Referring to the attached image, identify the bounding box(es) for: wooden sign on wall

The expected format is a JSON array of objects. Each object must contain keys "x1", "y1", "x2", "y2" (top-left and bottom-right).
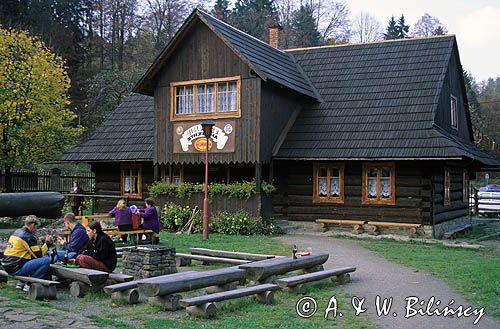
[{"x1": 173, "y1": 120, "x2": 235, "y2": 153}]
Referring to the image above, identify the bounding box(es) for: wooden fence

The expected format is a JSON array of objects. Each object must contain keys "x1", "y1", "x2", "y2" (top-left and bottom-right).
[
  {"x1": 0, "y1": 169, "x2": 95, "y2": 193},
  {"x1": 470, "y1": 188, "x2": 500, "y2": 217}
]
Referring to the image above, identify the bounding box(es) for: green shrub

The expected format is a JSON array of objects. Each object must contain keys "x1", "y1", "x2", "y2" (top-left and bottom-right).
[
  {"x1": 211, "y1": 210, "x2": 281, "y2": 235},
  {"x1": 160, "y1": 203, "x2": 193, "y2": 230},
  {"x1": 148, "y1": 182, "x2": 178, "y2": 196}
]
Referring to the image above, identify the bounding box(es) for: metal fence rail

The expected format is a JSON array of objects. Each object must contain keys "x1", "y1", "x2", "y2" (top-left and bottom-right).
[{"x1": 0, "y1": 169, "x2": 95, "y2": 193}]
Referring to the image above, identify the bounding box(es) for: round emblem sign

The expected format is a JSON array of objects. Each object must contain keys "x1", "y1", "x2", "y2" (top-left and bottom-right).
[
  {"x1": 176, "y1": 126, "x2": 184, "y2": 135},
  {"x1": 224, "y1": 124, "x2": 233, "y2": 134},
  {"x1": 194, "y1": 138, "x2": 213, "y2": 152}
]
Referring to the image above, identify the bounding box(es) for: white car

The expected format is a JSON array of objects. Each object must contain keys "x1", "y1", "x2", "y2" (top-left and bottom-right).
[{"x1": 470, "y1": 184, "x2": 500, "y2": 216}]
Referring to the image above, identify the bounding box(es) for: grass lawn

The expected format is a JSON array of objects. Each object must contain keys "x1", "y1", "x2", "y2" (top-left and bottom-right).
[
  {"x1": 0, "y1": 232, "x2": 375, "y2": 329},
  {"x1": 362, "y1": 238, "x2": 500, "y2": 320}
]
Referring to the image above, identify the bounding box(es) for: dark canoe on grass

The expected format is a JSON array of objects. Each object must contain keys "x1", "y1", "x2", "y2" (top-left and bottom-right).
[
  {"x1": 49, "y1": 264, "x2": 109, "y2": 286},
  {"x1": 239, "y1": 254, "x2": 329, "y2": 281},
  {"x1": 137, "y1": 267, "x2": 246, "y2": 297}
]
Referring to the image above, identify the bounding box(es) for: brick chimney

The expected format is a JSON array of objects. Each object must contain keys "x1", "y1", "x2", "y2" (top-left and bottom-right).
[{"x1": 268, "y1": 24, "x2": 283, "y2": 49}]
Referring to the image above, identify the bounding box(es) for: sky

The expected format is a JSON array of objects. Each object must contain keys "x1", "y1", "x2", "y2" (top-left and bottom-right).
[{"x1": 337, "y1": 0, "x2": 500, "y2": 82}]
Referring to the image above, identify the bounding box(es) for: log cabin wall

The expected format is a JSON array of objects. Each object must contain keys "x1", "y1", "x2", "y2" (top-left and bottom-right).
[
  {"x1": 431, "y1": 162, "x2": 469, "y2": 224},
  {"x1": 154, "y1": 20, "x2": 260, "y2": 165},
  {"x1": 273, "y1": 160, "x2": 432, "y2": 224},
  {"x1": 91, "y1": 162, "x2": 154, "y2": 213}
]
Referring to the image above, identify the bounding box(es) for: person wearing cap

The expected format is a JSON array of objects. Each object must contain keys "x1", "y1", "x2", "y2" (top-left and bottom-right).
[
  {"x1": 1, "y1": 215, "x2": 52, "y2": 291},
  {"x1": 108, "y1": 199, "x2": 132, "y2": 243}
]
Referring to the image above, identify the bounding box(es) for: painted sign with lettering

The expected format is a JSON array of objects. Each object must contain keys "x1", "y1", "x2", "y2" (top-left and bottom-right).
[{"x1": 173, "y1": 120, "x2": 235, "y2": 153}]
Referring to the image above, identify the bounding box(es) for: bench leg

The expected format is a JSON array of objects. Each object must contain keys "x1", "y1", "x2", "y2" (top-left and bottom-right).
[
  {"x1": 148, "y1": 294, "x2": 182, "y2": 311},
  {"x1": 70, "y1": 281, "x2": 88, "y2": 297},
  {"x1": 304, "y1": 265, "x2": 324, "y2": 273},
  {"x1": 290, "y1": 284, "x2": 307, "y2": 295},
  {"x1": 0, "y1": 276, "x2": 7, "y2": 284},
  {"x1": 366, "y1": 225, "x2": 379, "y2": 236},
  {"x1": 205, "y1": 283, "x2": 236, "y2": 294},
  {"x1": 186, "y1": 302, "x2": 217, "y2": 318},
  {"x1": 352, "y1": 224, "x2": 364, "y2": 234},
  {"x1": 176, "y1": 257, "x2": 192, "y2": 267},
  {"x1": 332, "y1": 273, "x2": 351, "y2": 284},
  {"x1": 112, "y1": 288, "x2": 139, "y2": 304},
  {"x1": 29, "y1": 284, "x2": 57, "y2": 300},
  {"x1": 257, "y1": 275, "x2": 276, "y2": 284},
  {"x1": 408, "y1": 227, "x2": 418, "y2": 238},
  {"x1": 256, "y1": 290, "x2": 274, "y2": 304}
]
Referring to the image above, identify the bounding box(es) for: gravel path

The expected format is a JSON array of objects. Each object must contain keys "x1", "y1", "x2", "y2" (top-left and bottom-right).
[{"x1": 277, "y1": 234, "x2": 499, "y2": 329}]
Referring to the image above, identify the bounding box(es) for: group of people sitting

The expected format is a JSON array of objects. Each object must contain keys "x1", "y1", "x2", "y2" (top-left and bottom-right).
[{"x1": 0, "y1": 198, "x2": 160, "y2": 291}]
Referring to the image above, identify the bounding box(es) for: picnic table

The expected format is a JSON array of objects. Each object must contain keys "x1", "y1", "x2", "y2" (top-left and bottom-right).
[
  {"x1": 137, "y1": 267, "x2": 247, "y2": 310},
  {"x1": 238, "y1": 253, "x2": 329, "y2": 282},
  {"x1": 49, "y1": 264, "x2": 109, "y2": 297},
  {"x1": 76, "y1": 214, "x2": 113, "y2": 227}
]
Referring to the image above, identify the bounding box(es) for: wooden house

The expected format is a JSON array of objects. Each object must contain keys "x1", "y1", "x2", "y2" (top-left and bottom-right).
[{"x1": 60, "y1": 9, "x2": 499, "y2": 235}]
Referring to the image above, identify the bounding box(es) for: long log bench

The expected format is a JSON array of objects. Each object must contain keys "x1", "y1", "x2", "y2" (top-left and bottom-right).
[
  {"x1": 190, "y1": 248, "x2": 280, "y2": 261},
  {"x1": 366, "y1": 221, "x2": 422, "y2": 237},
  {"x1": 179, "y1": 283, "x2": 280, "y2": 318},
  {"x1": 0, "y1": 269, "x2": 59, "y2": 300},
  {"x1": 276, "y1": 267, "x2": 356, "y2": 294},
  {"x1": 239, "y1": 254, "x2": 329, "y2": 283},
  {"x1": 316, "y1": 219, "x2": 367, "y2": 234},
  {"x1": 176, "y1": 253, "x2": 251, "y2": 266}
]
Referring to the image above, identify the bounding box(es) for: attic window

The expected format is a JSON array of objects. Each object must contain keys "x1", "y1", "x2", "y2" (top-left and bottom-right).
[
  {"x1": 171, "y1": 76, "x2": 241, "y2": 121},
  {"x1": 451, "y1": 95, "x2": 458, "y2": 129},
  {"x1": 362, "y1": 163, "x2": 395, "y2": 205}
]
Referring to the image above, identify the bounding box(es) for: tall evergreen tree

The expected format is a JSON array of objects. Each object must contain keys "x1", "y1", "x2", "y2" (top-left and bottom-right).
[
  {"x1": 213, "y1": 0, "x2": 230, "y2": 22},
  {"x1": 289, "y1": 3, "x2": 322, "y2": 48},
  {"x1": 230, "y1": 0, "x2": 279, "y2": 42},
  {"x1": 384, "y1": 16, "x2": 399, "y2": 39},
  {"x1": 396, "y1": 15, "x2": 410, "y2": 38}
]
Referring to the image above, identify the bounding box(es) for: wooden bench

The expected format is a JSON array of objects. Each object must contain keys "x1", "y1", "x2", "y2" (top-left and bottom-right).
[
  {"x1": 179, "y1": 283, "x2": 280, "y2": 318},
  {"x1": 0, "y1": 269, "x2": 59, "y2": 300},
  {"x1": 276, "y1": 267, "x2": 356, "y2": 294},
  {"x1": 316, "y1": 219, "x2": 367, "y2": 234},
  {"x1": 49, "y1": 264, "x2": 109, "y2": 297},
  {"x1": 105, "y1": 229, "x2": 155, "y2": 245},
  {"x1": 137, "y1": 267, "x2": 247, "y2": 310},
  {"x1": 76, "y1": 214, "x2": 113, "y2": 227},
  {"x1": 366, "y1": 221, "x2": 422, "y2": 237},
  {"x1": 239, "y1": 254, "x2": 329, "y2": 283},
  {"x1": 190, "y1": 248, "x2": 280, "y2": 261},
  {"x1": 176, "y1": 253, "x2": 251, "y2": 266}
]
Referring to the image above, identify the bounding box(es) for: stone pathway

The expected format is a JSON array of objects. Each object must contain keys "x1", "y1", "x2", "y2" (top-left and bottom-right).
[
  {"x1": 277, "y1": 234, "x2": 500, "y2": 329},
  {"x1": 0, "y1": 296, "x2": 114, "y2": 329}
]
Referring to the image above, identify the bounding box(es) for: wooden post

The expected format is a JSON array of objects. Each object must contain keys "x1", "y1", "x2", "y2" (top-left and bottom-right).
[
  {"x1": 29, "y1": 284, "x2": 57, "y2": 300},
  {"x1": 473, "y1": 188, "x2": 479, "y2": 215},
  {"x1": 50, "y1": 168, "x2": 61, "y2": 192},
  {"x1": 255, "y1": 162, "x2": 262, "y2": 192},
  {"x1": 154, "y1": 164, "x2": 160, "y2": 182}
]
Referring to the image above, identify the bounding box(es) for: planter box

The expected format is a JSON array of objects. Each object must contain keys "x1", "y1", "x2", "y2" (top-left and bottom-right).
[{"x1": 157, "y1": 192, "x2": 273, "y2": 220}]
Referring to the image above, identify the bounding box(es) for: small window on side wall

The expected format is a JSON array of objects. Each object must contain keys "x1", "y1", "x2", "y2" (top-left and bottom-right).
[
  {"x1": 451, "y1": 95, "x2": 458, "y2": 130},
  {"x1": 160, "y1": 164, "x2": 183, "y2": 186},
  {"x1": 313, "y1": 163, "x2": 344, "y2": 203},
  {"x1": 121, "y1": 164, "x2": 142, "y2": 198},
  {"x1": 444, "y1": 167, "x2": 451, "y2": 205},
  {"x1": 362, "y1": 163, "x2": 395, "y2": 205},
  {"x1": 463, "y1": 169, "x2": 469, "y2": 203}
]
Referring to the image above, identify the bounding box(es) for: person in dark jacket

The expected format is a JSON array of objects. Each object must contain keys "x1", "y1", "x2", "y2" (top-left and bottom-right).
[
  {"x1": 138, "y1": 198, "x2": 160, "y2": 244},
  {"x1": 1, "y1": 216, "x2": 52, "y2": 284},
  {"x1": 108, "y1": 199, "x2": 132, "y2": 243},
  {"x1": 68, "y1": 180, "x2": 84, "y2": 216},
  {"x1": 55, "y1": 213, "x2": 89, "y2": 262},
  {"x1": 76, "y1": 222, "x2": 116, "y2": 272}
]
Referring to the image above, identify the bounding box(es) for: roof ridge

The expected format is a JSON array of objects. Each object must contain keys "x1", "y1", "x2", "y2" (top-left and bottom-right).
[
  {"x1": 196, "y1": 9, "x2": 287, "y2": 55},
  {"x1": 285, "y1": 35, "x2": 455, "y2": 52}
]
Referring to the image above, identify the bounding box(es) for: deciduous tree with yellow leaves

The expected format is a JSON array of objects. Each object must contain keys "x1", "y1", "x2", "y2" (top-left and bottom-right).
[{"x1": 0, "y1": 27, "x2": 84, "y2": 191}]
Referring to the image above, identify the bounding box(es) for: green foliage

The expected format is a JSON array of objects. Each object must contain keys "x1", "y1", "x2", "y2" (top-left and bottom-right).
[
  {"x1": 211, "y1": 210, "x2": 281, "y2": 235},
  {"x1": 148, "y1": 180, "x2": 276, "y2": 199},
  {"x1": 0, "y1": 28, "x2": 84, "y2": 170},
  {"x1": 160, "y1": 202, "x2": 197, "y2": 230},
  {"x1": 231, "y1": 0, "x2": 279, "y2": 42},
  {"x1": 289, "y1": 3, "x2": 322, "y2": 48}
]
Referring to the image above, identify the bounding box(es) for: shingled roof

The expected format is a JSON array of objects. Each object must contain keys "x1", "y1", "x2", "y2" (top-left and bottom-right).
[
  {"x1": 275, "y1": 36, "x2": 499, "y2": 166},
  {"x1": 134, "y1": 9, "x2": 319, "y2": 100},
  {"x1": 58, "y1": 93, "x2": 153, "y2": 162}
]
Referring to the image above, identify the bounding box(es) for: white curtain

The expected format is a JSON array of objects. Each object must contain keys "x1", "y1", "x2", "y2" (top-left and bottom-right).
[
  {"x1": 185, "y1": 87, "x2": 193, "y2": 114},
  {"x1": 218, "y1": 83, "x2": 227, "y2": 112},
  {"x1": 381, "y1": 179, "x2": 390, "y2": 198},
  {"x1": 124, "y1": 175, "x2": 130, "y2": 193},
  {"x1": 228, "y1": 82, "x2": 237, "y2": 112},
  {"x1": 206, "y1": 84, "x2": 215, "y2": 113},
  {"x1": 330, "y1": 178, "x2": 339, "y2": 197},
  {"x1": 176, "y1": 88, "x2": 184, "y2": 114},
  {"x1": 368, "y1": 178, "x2": 377, "y2": 198},
  {"x1": 318, "y1": 178, "x2": 327, "y2": 197},
  {"x1": 197, "y1": 85, "x2": 206, "y2": 112}
]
